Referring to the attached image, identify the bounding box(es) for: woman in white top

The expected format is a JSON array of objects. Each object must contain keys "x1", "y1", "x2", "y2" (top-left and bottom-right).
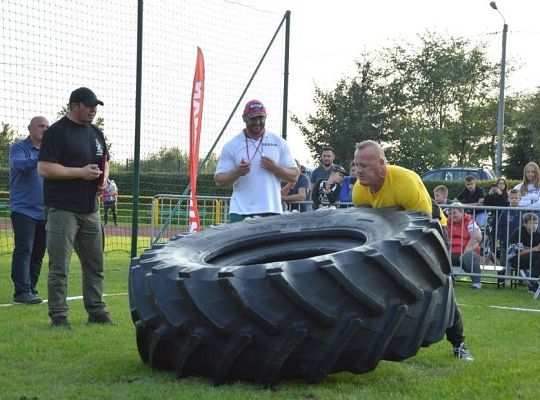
[{"x1": 514, "y1": 161, "x2": 540, "y2": 208}]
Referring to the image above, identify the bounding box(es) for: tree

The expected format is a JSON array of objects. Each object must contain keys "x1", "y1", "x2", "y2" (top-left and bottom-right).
[
  {"x1": 503, "y1": 90, "x2": 540, "y2": 178},
  {"x1": 293, "y1": 33, "x2": 502, "y2": 173},
  {"x1": 0, "y1": 122, "x2": 22, "y2": 165}
]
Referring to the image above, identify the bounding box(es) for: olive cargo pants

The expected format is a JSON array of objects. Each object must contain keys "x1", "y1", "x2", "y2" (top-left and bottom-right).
[{"x1": 45, "y1": 207, "x2": 107, "y2": 319}]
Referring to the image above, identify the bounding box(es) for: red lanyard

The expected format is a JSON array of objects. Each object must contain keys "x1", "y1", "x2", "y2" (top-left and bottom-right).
[{"x1": 244, "y1": 132, "x2": 264, "y2": 163}]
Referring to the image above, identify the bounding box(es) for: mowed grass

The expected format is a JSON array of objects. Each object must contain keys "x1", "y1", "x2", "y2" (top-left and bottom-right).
[{"x1": 0, "y1": 252, "x2": 539, "y2": 399}]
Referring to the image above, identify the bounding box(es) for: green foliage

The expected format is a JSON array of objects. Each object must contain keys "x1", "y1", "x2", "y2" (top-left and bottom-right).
[
  {"x1": 504, "y1": 90, "x2": 540, "y2": 178},
  {"x1": 294, "y1": 32, "x2": 503, "y2": 171},
  {"x1": 0, "y1": 122, "x2": 23, "y2": 166}
]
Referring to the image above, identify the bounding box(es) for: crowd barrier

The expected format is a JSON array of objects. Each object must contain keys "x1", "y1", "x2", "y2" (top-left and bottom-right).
[{"x1": 1, "y1": 193, "x2": 539, "y2": 295}]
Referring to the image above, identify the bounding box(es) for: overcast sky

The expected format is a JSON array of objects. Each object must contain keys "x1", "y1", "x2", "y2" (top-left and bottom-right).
[{"x1": 257, "y1": 0, "x2": 540, "y2": 164}]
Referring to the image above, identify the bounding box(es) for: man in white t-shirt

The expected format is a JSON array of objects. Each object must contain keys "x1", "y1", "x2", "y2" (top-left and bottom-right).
[{"x1": 214, "y1": 99, "x2": 299, "y2": 222}]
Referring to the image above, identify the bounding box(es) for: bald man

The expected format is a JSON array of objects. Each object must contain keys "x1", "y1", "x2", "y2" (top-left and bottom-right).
[
  {"x1": 351, "y1": 140, "x2": 473, "y2": 361},
  {"x1": 9, "y1": 116, "x2": 49, "y2": 304}
]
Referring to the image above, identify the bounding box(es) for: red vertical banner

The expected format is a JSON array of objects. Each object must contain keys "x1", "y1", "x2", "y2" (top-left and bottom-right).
[{"x1": 188, "y1": 47, "x2": 204, "y2": 232}]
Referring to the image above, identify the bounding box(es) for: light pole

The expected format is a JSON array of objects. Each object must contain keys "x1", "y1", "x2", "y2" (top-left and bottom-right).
[{"x1": 490, "y1": 1, "x2": 507, "y2": 177}]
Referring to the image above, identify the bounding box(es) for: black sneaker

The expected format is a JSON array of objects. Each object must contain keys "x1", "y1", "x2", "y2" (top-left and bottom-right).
[
  {"x1": 528, "y1": 282, "x2": 539, "y2": 295},
  {"x1": 51, "y1": 317, "x2": 74, "y2": 329},
  {"x1": 87, "y1": 312, "x2": 116, "y2": 325},
  {"x1": 13, "y1": 292, "x2": 43, "y2": 305},
  {"x1": 453, "y1": 342, "x2": 474, "y2": 361}
]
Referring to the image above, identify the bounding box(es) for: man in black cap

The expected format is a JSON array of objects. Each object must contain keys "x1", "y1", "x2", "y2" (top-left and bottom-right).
[{"x1": 38, "y1": 87, "x2": 114, "y2": 328}]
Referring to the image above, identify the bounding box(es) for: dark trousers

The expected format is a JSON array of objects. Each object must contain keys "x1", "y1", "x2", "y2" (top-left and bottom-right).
[
  {"x1": 446, "y1": 305, "x2": 465, "y2": 347},
  {"x1": 103, "y1": 202, "x2": 117, "y2": 224},
  {"x1": 10, "y1": 211, "x2": 46, "y2": 296}
]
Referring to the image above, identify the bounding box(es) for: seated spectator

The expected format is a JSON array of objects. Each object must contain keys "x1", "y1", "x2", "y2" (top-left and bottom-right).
[
  {"x1": 507, "y1": 212, "x2": 540, "y2": 295},
  {"x1": 281, "y1": 160, "x2": 310, "y2": 211},
  {"x1": 434, "y1": 184, "x2": 451, "y2": 206},
  {"x1": 338, "y1": 162, "x2": 357, "y2": 204},
  {"x1": 455, "y1": 176, "x2": 486, "y2": 227},
  {"x1": 514, "y1": 162, "x2": 540, "y2": 208},
  {"x1": 497, "y1": 189, "x2": 522, "y2": 259},
  {"x1": 312, "y1": 165, "x2": 345, "y2": 209},
  {"x1": 448, "y1": 203, "x2": 483, "y2": 289},
  {"x1": 484, "y1": 177, "x2": 509, "y2": 207}
]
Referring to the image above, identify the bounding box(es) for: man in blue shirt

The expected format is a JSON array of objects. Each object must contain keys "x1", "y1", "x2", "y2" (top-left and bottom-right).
[{"x1": 9, "y1": 116, "x2": 49, "y2": 304}]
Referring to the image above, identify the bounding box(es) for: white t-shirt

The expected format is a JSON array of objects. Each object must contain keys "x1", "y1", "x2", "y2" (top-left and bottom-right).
[
  {"x1": 215, "y1": 130, "x2": 296, "y2": 215},
  {"x1": 514, "y1": 183, "x2": 540, "y2": 208}
]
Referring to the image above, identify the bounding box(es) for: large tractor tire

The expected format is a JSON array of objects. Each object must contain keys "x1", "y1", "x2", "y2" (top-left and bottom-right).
[{"x1": 129, "y1": 207, "x2": 455, "y2": 386}]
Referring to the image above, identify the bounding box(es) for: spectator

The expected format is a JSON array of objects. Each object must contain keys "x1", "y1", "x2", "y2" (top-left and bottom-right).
[
  {"x1": 312, "y1": 165, "x2": 345, "y2": 209},
  {"x1": 515, "y1": 162, "x2": 540, "y2": 208},
  {"x1": 433, "y1": 185, "x2": 451, "y2": 206},
  {"x1": 352, "y1": 140, "x2": 473, "y2": 361},
  {"x1": 9, "y1": 116, "x2": 49, "y2": 304},
  {"x1": 310, "y1": 146, "x2": 336, "y2": 191},
  {"x1": 455, "y1": 176, "x2": 486, "y2": 227},
  {"x1": 214, "y1": 99, "x2": 298, "y2": 222},
  {"x1": 447, "y1": 204, "x2": 483, "y2": 290},
  {"x1": 507, "y1": 212, "x2": 540, "y2": 296},
  {"x1": 338, "y1": 161, "x2": 357, "y2": 204},
  {"x1": 281, "y1": 160, "x2": 310, "y2": 211},
  {"x1": 497, "y1": 189, "x2": 522, "y2": 253},
  {"x1": 484, "y1": 177, "x2": 509, "y2": 207},
  {"x1": 38, "y1": 87, "x2": 114, "y2": 328},
  {"x1": 101, "y1": 179, "x2": 118, "y2": 226}
]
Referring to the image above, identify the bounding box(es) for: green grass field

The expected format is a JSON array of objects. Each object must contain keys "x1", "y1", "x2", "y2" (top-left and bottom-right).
[{"x1": 0, "y1": 252, "x2": 539, "y2": 399}]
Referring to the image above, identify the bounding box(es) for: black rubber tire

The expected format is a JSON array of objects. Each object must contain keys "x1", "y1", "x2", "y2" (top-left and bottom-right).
[{"x1": 129, "y1": 207, "x2": 455, "y2": 385}]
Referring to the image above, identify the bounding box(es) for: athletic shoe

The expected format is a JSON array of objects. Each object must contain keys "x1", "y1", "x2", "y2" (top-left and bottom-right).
[
  {"x1": 51, "y1": 317, "x2": 74, "y2": 329},
  {"x1": 471, "y1": 283, "x2": 482, "y2": 290},
  {"x1": 533, "y1": 285, "x2": 540, "y2": 300},
  {"x1": 528, "y1": 282, "x2": 539, "y2": 295},
  {"x1": 453, "y1": 342, "x2": 474, "y2": 361},
  {"x1": 13, "y1": 292, "x2": 43, "y2": 305},
  {"x1": 87, "y1": 312, "x2": 116, "y2": 325}
]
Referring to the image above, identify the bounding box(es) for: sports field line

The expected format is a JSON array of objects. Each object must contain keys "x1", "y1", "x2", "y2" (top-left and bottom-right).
[
  {"x1": 0, "y1": 292, "x2": 128, "y2": 308},
  {"x1": 458, "y1": 303, "x2": 540, "y2": 313}
]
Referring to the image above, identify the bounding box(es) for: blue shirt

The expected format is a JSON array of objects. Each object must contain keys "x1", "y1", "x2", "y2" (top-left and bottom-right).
[
  {"x1": 9, "y1": 137, "x2": 45, "y2": 220},
  {"x1": 339, "y1": 176, "x2": 356, "y2": 202}
]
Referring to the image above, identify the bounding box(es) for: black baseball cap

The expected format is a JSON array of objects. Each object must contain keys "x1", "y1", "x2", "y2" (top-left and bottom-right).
[
  {"x1": 69, "y1": 87, "x2": 104, "y2": 107},
  {"x1": 331, "y1": 165, "x2": 346, "y2": 175}
]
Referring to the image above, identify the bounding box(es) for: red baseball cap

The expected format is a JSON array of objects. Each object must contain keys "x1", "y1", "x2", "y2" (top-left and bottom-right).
[{"x1": 243, "y1": 99, "x2": 267, "y2": 118}]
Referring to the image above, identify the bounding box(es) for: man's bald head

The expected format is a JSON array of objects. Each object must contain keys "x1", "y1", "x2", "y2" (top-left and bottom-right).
[
  {"x1": 28, "y1": 116, "x2": 49, "y2": 147},
  {"x1": 353, "y1": 140, "x2": 387, "y2": 191}
]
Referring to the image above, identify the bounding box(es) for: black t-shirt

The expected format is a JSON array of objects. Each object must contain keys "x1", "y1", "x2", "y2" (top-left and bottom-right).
[
  {"x1": 457, "y1": 186, "x2": 485, "y2": 203},
  {"x1": 39, "y1": 117, "x2": 108, "y2": 213}
]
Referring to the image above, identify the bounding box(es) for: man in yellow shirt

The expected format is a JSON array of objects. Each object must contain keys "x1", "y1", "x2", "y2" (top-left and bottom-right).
[{"x1": 352, "y1": 140, "x2": 472, "y2": 361}]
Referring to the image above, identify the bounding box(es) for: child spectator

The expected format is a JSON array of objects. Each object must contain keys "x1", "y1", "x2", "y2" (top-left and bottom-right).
[
  {"x1": 312, "y1": 165, "x2": 345, "y2": 209},
  {"x1": 101, "y1": 179, "x2": 118, "y2": 226},
  {"x1": 434, "y1": 185, "x2": 451, "y2": 206},
  {"x1": 338, "y1": 162, "x2": 357, "y2": 204},
  {"x1": 447, "y1": 203, "x2": 483, "y2": 290},
  {"x1": 507, "y1": 212, "x2": 540, "y2": 296},
  {"x1": 497, "y1": 189, "x2": 522, "y2": 259},
  {"x1": 515, "y1": 162, "x2": 540, "y2": 207}
]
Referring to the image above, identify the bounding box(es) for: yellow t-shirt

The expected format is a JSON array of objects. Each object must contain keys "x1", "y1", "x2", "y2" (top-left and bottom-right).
[{"x1": 352, "y1": 165, "x2": 433, "y2": 217}]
